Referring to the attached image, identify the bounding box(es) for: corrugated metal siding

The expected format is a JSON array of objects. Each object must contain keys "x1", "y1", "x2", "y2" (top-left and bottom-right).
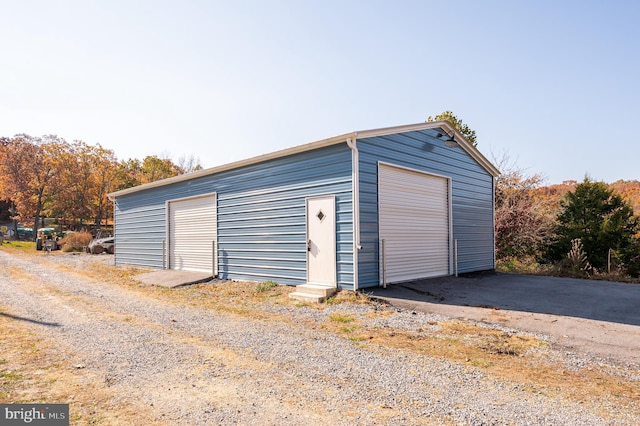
[
  {"x1": 357, "y1": 129, "x2": 495, "y2": 288},
  {"x1": 114, "y1": 144, "x2": 355, "y2": 289},
  {"x1": 113, "y1": 193, "x2": 167, "y2": 269}
]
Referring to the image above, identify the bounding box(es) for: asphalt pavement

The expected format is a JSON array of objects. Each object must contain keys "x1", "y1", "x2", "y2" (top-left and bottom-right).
[{"x1": 367, "y1": 273, "x2": 640, "y2": 365}]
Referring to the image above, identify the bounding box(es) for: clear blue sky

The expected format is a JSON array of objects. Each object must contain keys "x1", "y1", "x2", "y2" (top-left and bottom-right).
[{"x1": 1, "y1": 1, "x2": 638, "y2": 184}]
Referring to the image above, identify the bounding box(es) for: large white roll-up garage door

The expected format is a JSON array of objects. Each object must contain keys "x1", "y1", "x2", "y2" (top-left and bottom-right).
[
  {"x1": 168, "y1": 194, "x2": 217, "y2": 273},
  {"x1": 378, "y1": 164, "x2": 450, "y2": 283}
]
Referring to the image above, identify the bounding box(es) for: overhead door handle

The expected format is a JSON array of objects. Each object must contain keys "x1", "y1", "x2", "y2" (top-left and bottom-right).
[{"x1": 307, "y1": 239, "x2": 311, "y2": 252}]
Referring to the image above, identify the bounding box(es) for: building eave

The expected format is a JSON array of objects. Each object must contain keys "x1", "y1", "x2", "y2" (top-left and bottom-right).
[
  {"x1": 108, "y1": 132, "x2": 356, "y2": 199},
  {"x1": 108, "y1": 121, "x2": 499, "y2": 200}
]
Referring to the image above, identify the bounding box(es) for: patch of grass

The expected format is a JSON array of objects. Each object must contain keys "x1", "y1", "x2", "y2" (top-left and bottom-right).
[
  {"x1": 439, "y1": 321, "x2": 547, "y2": 356},
  {"x1": 255, "y1": 280, "x2": 279, "y2": 293},
  {"x1": 0, "y1": 241, "x2": 36, "y2": 253},
  {"x1": 480, "y1": 336, "x2": 522, "y2": 356},
  {"x1": 328, "y1": 312, "x2": 355, "y2": 323},
  {"x1": 1, "y1": 370, "x2": 22, "y2": 381},
  {"x1": 326, "y1": 290, "x2": 371, "y2": 305},
  {"x1": 496, "y1": 256, "x2": 554, "y2": 275},
  {"x1": 497, "y1": 256, "x2": 640, "y2": 284}
]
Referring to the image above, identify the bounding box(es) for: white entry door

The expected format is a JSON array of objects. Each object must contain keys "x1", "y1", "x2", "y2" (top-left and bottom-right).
[{"x1": 306, "y1": 196, "x2": 336, "y2": 287}]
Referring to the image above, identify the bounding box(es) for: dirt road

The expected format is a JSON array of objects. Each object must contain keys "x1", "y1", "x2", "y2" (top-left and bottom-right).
[{"x1": 1, "y1": 249, "x2": 638, "y2": 425}]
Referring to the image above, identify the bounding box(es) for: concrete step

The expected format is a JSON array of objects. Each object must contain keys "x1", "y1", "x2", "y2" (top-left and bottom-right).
[
  {"x1": 288, "y1": 292, "x2": 327, "y2": 303},
  {"x1": 296, "y1": 284, "x2": 337, "y2": 297},
  {"x1": 288, "y1": 284, "x2": 337, "y2": 303}
]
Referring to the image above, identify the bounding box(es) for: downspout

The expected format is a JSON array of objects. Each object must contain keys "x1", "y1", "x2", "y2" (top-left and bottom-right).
[
  {"x1": 346, "y1": 136, "x2": 361, "y2": 291},
  {"x1": 109, "y1": 195, "x2": 116, "y2": 264}
]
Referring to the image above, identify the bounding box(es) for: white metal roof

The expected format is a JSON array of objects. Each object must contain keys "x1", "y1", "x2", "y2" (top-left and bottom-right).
[{"x1": 108, "y1": 121, "x2": 499, "y2": 199}]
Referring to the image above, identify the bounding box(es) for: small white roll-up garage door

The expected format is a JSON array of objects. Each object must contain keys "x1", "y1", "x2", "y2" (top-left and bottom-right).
[
  {"x1": 168, "y1": 194, "x2": 217, "y2": 273},
  {"x1": 379, "y1": 163, "x2": 450, "y2": 283}
]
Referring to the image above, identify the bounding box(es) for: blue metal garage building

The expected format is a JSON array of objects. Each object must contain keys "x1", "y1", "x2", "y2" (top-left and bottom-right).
[{"x1": 108, "y1": 122, "x2": 499, "y2": 291}]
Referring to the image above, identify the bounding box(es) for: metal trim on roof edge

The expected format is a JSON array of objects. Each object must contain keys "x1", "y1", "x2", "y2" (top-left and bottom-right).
[{"x1": 108, "y1": 121, "x2": 499, "y2": 199}]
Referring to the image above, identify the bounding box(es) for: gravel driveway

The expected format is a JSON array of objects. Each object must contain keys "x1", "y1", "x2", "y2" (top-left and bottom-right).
[{"x1": 0, "y1": 250, "x2": 638, "y2": 425}]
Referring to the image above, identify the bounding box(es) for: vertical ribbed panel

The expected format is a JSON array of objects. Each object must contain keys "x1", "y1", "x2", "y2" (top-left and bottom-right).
[
  {"x1": 357, "y1": 129, "x2": 495, "y2": 288},
  {"x1": 378, "y1": 164, "x2": 450, "y2": 283},
  {"x1": 113, "y1": 195, "x2": 167, "y2": 269},
  {"x1": 114, "y1": 128, "x2": 495, "y2": 291},
  {"x1": 114, "y1": 144, "x2": 355, "y2": 289},
  {"x1": 168, "y1": 194, "x2": 216, "y2": 273}
]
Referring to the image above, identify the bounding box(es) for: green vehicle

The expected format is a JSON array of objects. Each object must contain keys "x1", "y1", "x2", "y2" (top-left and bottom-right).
[{"x1": 16, "y1": 227, "x2": 34, "y2": 240}]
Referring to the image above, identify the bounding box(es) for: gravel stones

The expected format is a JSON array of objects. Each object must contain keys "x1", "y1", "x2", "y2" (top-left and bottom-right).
[{"x1": 0, "y1": 251, "x2": 637, "y2": 425}]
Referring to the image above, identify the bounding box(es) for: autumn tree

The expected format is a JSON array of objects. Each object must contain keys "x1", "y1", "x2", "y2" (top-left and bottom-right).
[
  {"x1": 112, "y1": 153, "x2": 199, "y2": 193},
  {"x1": 0, "y1": 139, "x2": 17, "y2": 231},
  {"x1": 115, "y1": 158, "x2": 143, "y2": 191},
  {"x1": 609, "y1": 180, "x2": 640, "y2": 215},
  {"x1": 0, "y1": 138, "x2": 14, "y2": 223},
  {"x1": 49, "y1": 139, "x2": 88, "y2": 225},
  {"x1": 53, "y1": 141, "x2": 119, "y2": 229},
  {"x1": 427, "y1": 110, "x2": 478, "y2": 147},
  {"x1": 140, "y1": 155, "x2": 182, "y2": 183},
  {"x1": 0, "y1": 135, "x2": 63, "y2": 238},
  {"x1": 1, "y1": 133, "x2": 199, "y2": 234},
  {"x1": 176, "y1": 154, "x2": 203, "y2": 174},
  {"x1": 493, "y1": 152, "x2": 554, "y2": 261},
  {"x1": 91, "y1": 144, "x2": 118, "y2": 228},
  {"x1": 545, "y1": 177, "x2": 640, "y2": 272}
]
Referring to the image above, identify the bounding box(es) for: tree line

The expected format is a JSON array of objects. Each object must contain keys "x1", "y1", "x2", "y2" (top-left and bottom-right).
[
  {"x1": 0, "y1": 134, "x2": 201, "y2": 236},
  {"x1": 3, "y1": 116, "x2": 640, "y2": 281},
  {"x1": 494, "y1": 158, "x2": 640, "y2": 280},
  {"x1": 431, "y1": 111, "x2": 640, "y2": 280}
]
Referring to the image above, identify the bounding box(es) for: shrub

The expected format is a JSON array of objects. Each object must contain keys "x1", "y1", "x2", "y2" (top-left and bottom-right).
[
  {"x1": 565, "y1": 238, "x2": 592, "y2": 278},
  {"x1": 546, "y1": 178, "x2": 639, "y2": 271},
  {"x1": 496, "y1": 256, "x2": 545, "y2": 274},
  {"x1": 59, "y1": 232, "x2": 93, "y2": 252}
]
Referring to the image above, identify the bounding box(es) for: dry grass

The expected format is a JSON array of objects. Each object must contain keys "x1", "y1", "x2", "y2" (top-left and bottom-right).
[
  {"x1": 3, "y1": 251, "x2": 640, "y2": 422},
  {"x1": 59, "y1": 232, "x2": 93, "y2": 252},
  {"x1": 0, "y1": 305, "x2": 163, "y2": 425},
  {"x1": 46, "y1": 258, "x2": 640, "y2": 404},
  {"x1": 339, "y1": 320, "x2": 640, "y2": 415},
  {"x1": 497, "y1": 256, "x2": 640, "y2": 284},
  {"x1": 327, "y1": 290, "x2": 372, "y2": 305}
]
